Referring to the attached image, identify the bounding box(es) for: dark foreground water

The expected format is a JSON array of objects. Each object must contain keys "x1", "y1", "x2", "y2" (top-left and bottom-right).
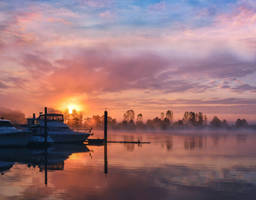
[{"x1": 0, "y1": 130, "x2": 256, "y2": 200}]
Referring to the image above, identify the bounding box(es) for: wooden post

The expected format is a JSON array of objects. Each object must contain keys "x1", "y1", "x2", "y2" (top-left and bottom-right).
[
  {"x1": 104, "y1": 110, "x2": 108, "y2": 174},
  {"x1": 44, "y1": 107, "x2": 48, "y2": 145},
  {"x1": 44, "y1": 107, "x2": 48, "y2": 185},
  {"x1": 104, "y1": 110, "x2": 108, "y2": 143},
  {"x1": 104, "y1": 141, "x2": 108, "y2": 174},
  {"x1": 33, "y1": 113, "x2": 35, "y2": 125},
  {"x1": 44, "y1": 146, "x2": 48, "y2": 186}
]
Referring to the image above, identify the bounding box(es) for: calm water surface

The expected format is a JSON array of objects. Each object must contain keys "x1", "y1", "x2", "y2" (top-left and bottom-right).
[{"x1": 0, "y1": 131, "x2": 256, "y2": 200}]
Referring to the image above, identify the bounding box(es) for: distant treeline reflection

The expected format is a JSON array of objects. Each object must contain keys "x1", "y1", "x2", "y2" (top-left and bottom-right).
[{"x1": 63, "y1": 109, "x2": 254, "y2": 130}]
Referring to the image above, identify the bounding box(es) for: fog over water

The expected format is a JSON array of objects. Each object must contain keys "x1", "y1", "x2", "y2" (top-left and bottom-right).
[{"x1": 0, "y1": 131, "x2": 256, "y2": 200}]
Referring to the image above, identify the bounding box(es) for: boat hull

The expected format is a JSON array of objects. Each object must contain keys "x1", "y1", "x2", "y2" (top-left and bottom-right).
[
  {"x1": 47, "y1": 132, "x2": 90, "y2": 144},
  {"x1": 31, "y1": 132, "x2": 90, "y2": 144},
  {"x1": 0, "y1": 132, "x2": 31, "y2": 147}
]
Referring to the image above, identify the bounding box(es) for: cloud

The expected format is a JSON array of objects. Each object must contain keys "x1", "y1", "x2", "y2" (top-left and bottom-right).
[
  {"x1": 169, "y1": 53, "x2": 256, "y2": 79},
  {"x1": 232, "y1": 84, "x2": 256, "y2": 92},
  {"x1": 37, "y1": 47, "x2": 218, "y2": 97},
  {"x1": 0, "y1": 0, "x2": 255, "y2": 121},
  {"x1": 45, "y1": 48, "x2": 169, "y2": 94},
  {"x1": 0, "y1": 81, "x2": 8, "y2": 89},
  {"x1": 0, "y1": 107, "x2": 26, "y2": 123},
  {"x1": 21, "y1": 53, "x2": 55, "y2": 77}
]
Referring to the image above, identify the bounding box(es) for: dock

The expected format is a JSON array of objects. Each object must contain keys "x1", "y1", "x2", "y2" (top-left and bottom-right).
[{"x1": 86, "y1": 139, "x2": 150, "y2": 145}]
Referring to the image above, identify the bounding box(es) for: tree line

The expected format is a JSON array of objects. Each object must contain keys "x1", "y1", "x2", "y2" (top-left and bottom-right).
[{"x1": 64, "y1": 109, "x2": 253, "y2": 130}]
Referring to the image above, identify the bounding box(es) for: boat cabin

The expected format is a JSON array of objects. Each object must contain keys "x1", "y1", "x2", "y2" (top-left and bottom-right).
[
  {"x1": 27, "y1": 114, "x2": 64, "y2": 128},
  {"x1": 38, "y1": 114, "x2": 64, "y2": 122},
  {"x1": 0, "y1": 120, "x2": 13, "y2": 127}
]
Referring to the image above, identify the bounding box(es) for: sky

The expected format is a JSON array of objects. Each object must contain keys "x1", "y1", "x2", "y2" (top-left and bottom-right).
[{"x1": 0, "y1": 0, "x2": 256, "y2": 122}]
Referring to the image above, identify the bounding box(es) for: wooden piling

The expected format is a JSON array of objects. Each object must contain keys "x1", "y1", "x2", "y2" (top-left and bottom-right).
[
  {"x1": 44, "y1": 146, "x2": 48, "y2": 186},
  {"x1": 104, "y1": 110, "x2": 108, "y2": 143},
  {"x1": 104, "y1": 110, "x2": 108, "y2": 174},
  {"x1": 104, "y1": 141, "x2": 108, "y2": 174},
  {"x1": 44, "y1": 107, "x2": 48, "y2": 145},
  {"x1": 33, "y1": 113, "x2": 35, "y2": 125}
]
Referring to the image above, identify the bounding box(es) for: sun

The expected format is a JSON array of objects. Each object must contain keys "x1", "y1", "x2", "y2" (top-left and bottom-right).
[
  {"x1": 58, "y1": 97, "x2": 85, "y2": 114},
  {"x1": 67, "y1": 104, "x2": 80, "y2": 114}
]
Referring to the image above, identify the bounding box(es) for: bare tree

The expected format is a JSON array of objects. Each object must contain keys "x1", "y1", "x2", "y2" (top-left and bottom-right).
[{"x1": 166, "y1": 110, "x2": 173, "y2": 122}]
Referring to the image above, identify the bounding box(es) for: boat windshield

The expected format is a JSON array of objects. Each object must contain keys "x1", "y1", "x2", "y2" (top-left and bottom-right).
[
  {"x1": 38, "y1": 114, "x2": 64, "y2": 122},
  {"x1": 0, "y1": 121, "x2": 13, "y2": 127}
]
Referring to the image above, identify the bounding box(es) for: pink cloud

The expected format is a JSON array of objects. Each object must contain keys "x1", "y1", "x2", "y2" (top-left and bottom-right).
[
  {"x1": 76, "y1": 0, "x2": 113, "y2": 8},
  {"x1": 217, "y1": 6, "x2": 256, "y2": 28},
  {"x1": 0, "y1": 2, "x2": 255, "y2": 121}
]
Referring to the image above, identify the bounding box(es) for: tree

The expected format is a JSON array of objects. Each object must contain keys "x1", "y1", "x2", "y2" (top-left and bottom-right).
[
  {"x1": 122, "y1": 110, "x2": 136, "y2": 129},
  {"x1": 203, "y1": 115, "x2": 208, "y2": 126},
  {"x1": 188, "y1": 112, "x2": 196, "y2": 125},
  {"x1": 160, "y1": 112, "x2": 165, "y2": 120},
  {"x1": 123, "y1": 110, "x2": 135, "y2": 122},
  {"x1": 166, "y1": 110, "x2": 173, "y2": 123},
  {"x1": 137, "y1": 113, "x2": 143, "y2": 122},
  {"x1": 136, "y1": 113, "x2": 144, "y2": 129},
  {"x1": 183, "y1": 112, "x2": 189, "y2": 125},
  {"x1": 235, "y1": 119, "x2": 248, "y2": 128},
  {"x1": 222, "y1": 119, "x2": 229, "y2": 128},
  {"x1": 196, "y1": 112, "x2": 204, "y2": 126},
  {"x1": 210, "y1": 116, "x2": 222, "y2": 128}
]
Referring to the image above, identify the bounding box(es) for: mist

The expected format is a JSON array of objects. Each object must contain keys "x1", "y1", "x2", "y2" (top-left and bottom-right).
[{"x1": 0, "y1": 107, "x2": 26, "y2": 124}]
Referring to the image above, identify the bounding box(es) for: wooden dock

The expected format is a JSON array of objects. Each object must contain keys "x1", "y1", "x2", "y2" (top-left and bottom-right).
[{"x1": 86, "y1": 139, "x2": 150, "y2": 145}]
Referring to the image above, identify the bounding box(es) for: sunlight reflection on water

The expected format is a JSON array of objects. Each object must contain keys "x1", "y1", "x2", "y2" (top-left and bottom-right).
[{"x1": 0, "y1": 130, "x2": 256, "y2": 200}]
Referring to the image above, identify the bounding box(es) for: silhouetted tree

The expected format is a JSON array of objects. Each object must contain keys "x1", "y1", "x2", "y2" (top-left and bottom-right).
[
  {"x1": 136, "y1": 113, "x2": 144, "y2": 129},
  {"x1": 160, "y1": 112, "x2": 165, "y2": 120},
  {"x1": 123, "y1": 110, "x2": 135, "y2": 122},
  {"x1": 122, "y1": 110, "x2": 136, "y2": 129},
  {"x1": 137, "y1": 113, "x2": 143, "y2": 122},
  {"x1": 203, "y1": 115, "x2": 208, "y2": 126},
  {"x1": 166, "y1": 110, "x2": 173, "y2": 123},
  {"x1": 173, "y1": 120, "x2": 184, "y2": 128},
  {"x1": 222, "y1": 119, "x2": 229, "y2": 128},
  {"x1": 235, "y1": 119, "x2": 248, "y2": 128},
  {"x1": 210, "y1": 116, "x2": 222, "y2": 128},
  {"x1": 196, "y1": 112, "x2": 204, "y2": 126},
  {"x1": 73, "y1": 109, "x2": 250, "y2": 130},
  {"x1": 183, "y1": 112, "x2": 189, "y2": 125}
]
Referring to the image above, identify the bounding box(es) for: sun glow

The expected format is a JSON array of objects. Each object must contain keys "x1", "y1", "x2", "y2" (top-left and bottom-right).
[
  {"x1": 58, "y1": 96, "x2": 86, "y2": 114},
  {"x1": 67, "y1": 104, "x2": 80, "y2": 114}
]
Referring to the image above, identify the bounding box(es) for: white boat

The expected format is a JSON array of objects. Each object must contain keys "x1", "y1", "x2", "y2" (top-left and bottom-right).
[
  {"x1": 0, "y1": 119, "x2": 31, "y2": 147},
  {"x1": 30, "y1": 113, "x2": 91, "y2": 144},
  {"x1": 0, "y1": 161, "x2": 14, "y2": 175}
]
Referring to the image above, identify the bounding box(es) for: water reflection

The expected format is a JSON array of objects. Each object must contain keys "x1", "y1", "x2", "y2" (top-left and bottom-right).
[
  {"x1": 123, "y1": 136, "x2": 135, "y2": 152},
  {"x1": 1, "y1": 132, "x2": 256, "y2": 200},
  {"x1": 236, "y1": 134, "x2": 247, "y2": 144},
  {"x1": 0, "y1": 144, "x2": 90, "y2": 186},
  {"x1": 122, "y1": 135, "x2": 143, "y2": 152},
  {"x1": 104, "y1": 142, "x2": 108, "y2": 174},
  {"x1": 184, "y1": 136, "x2": 206, "y2": 150}
]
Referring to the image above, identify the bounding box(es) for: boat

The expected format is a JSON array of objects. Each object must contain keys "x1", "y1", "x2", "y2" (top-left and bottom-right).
[
  {"x1": 0, "y1": 161, "x2": 14, "y2": 175},
  {"x1": 0, "y1": 119, "x2": 31, "y2": 147},
  {"x1": 29, "y1": 113, "x2": 92, "y2": 144}
]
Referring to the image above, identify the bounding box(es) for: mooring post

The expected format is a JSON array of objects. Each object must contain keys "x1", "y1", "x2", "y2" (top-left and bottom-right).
[
  {"x1": 104, "y1": 110, "x2": 108, "y2": 143},
  {"x1": 104, "y1": 110, "x2": 108, "y2": 174},
  {"x1": 33, "y1": 113, "x2": 36, "y2": 125},
  {"x1": 104, "y1": 141, "x2": 108, "y2": 174},
  {"x1": 44, "y1": 146, "x2": 48, "y2": 186},
  {"x1": 44, "y1": 107, "x2": 48, "y2": 145},
  {"x1": 44, "y1": 107, "x2": 48, "y2": 185}
]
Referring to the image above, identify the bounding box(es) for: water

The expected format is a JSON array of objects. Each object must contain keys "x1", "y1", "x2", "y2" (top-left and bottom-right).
[{"x1": 0, "y1": 131, "x2": 256, "y2": 200}]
